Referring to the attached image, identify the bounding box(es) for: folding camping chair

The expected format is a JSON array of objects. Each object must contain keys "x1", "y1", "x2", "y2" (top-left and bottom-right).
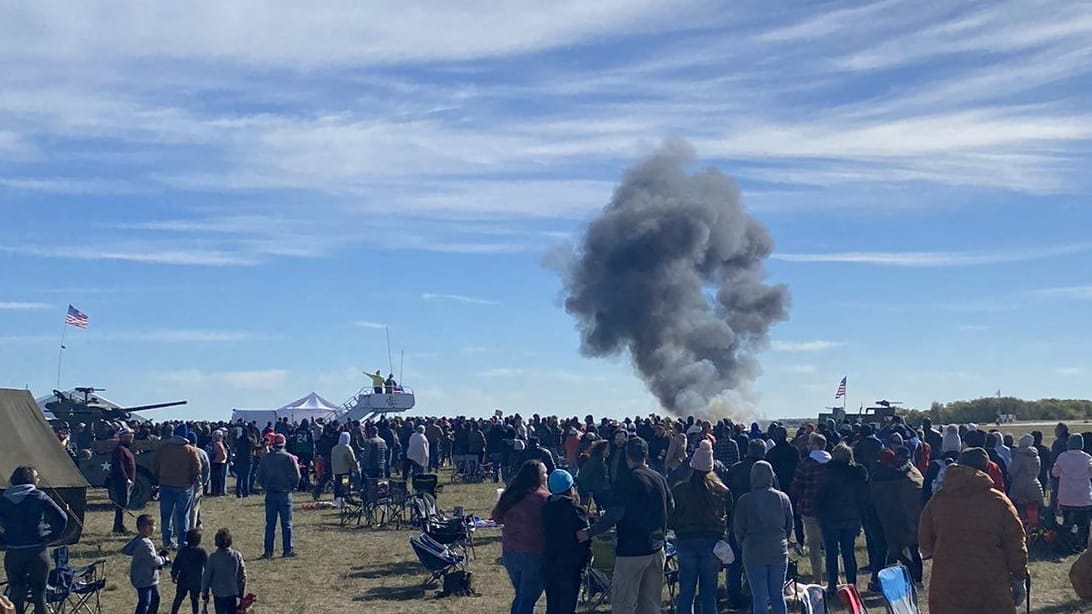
[
  {"x1": 412, "y1": 473, "x2": 440, "y2": 498},
  {"x1": 663, "y1": 540, "x2": 679, "y2": 613},
  {"x1": 877, "y1": 564, "x2": 920, "y2": 614},
  {"x1": 339, "y1": 474, "x2": 365, "y2": 527},
  {"x1": 581, "y1": 534, "x2": 615, "y2": 609},
  {"x1": 386, "y1": 479, "x2": 409, "y2": 529},
  {"x1": 837, "y1": 584, "x2": 869, "y2": 614},
  {"x1": 409, "y1": 533, "x2": 466, "y2": 587},
  {"x1": 1, "y1": 546, "x2": 105, "y2": 614},
  {"x1": 54, "y1": 547, "x2": 107, "y2": 614},
  {"x1": 799, "y1": 584, "x2": 830, "y2": 614}
]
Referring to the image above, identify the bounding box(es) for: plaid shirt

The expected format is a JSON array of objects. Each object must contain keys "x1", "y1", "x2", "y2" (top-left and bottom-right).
[
  {"x1": 790, "y1": 456, "x2": 827, "y2": 517},
  {"x1": 714, "y1": 436, "x2": 739, "y2": 466}
]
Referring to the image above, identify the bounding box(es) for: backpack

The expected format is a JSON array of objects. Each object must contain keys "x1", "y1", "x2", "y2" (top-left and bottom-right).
[{"x1": 440, "y1": 570, "x2": 475, "y2": 597}]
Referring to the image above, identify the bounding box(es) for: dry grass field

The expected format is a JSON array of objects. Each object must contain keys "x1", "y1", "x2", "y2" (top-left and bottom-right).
[{"x1": 38, "y1": 460, "x2": 1092, "y2": 613}]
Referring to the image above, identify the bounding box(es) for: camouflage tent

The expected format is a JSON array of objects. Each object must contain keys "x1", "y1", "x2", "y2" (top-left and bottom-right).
[{"x1": 0, "y1": 388, "x2": 89, "y2": 547}]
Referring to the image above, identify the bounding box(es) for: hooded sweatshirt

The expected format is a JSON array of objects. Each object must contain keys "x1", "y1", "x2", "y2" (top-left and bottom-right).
[
  {"x1": 122, "y1": 535, "x2": 167, "y2": 589},
  {"x1": 407, "y1": 430, "x2": 429, "y2": 468},
  {"x1": 0, "y1": 485, "x2": 67, "y2": 549},
  {"x1": 733, "y1": 461, "x2": 792, "y2": 566},
  {"x1": 1008, "y1": 434, "x2": 1043, "y2": 506},
  {"x1": 1052, "y1": 435, "x2": 1092, "y2": 509},
  {"x1": 941, "y1": 425, "x2": 961, "y2": 454},
  {"x1": 331, "y1": 431, "x2": 358, "y2": 476}
]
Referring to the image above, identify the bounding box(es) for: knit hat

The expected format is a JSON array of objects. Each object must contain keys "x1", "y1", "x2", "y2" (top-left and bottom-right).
[
  {"x1": 1069, "y1": 433, "x2": 1085, "y2": 451},
  {"x1": 1018, "y1": 434, "x2": 1034, "y2": 449},
  {"x1": 548, "y1": 469, "x2": 574, "y2": 495},
  {"x1": 273, "y1": 434, "x2": 287, "y2": 448},
  {"x1": 942, "y1": 425, "x2": 961, "y2": 453},
  {"x1": 959, "y1": 447, "x2": 989, "y2": 472},
  {"x1": 690, "y1": 440, "x2": 714, "y2": 472},
  {"x1": 173, "y1": 423, "x2": 188, "y2": 438}
]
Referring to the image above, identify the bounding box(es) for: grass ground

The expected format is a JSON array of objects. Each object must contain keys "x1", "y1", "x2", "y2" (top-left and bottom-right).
[{"x1": 39, "y1": 466, "x2": 1092, "y2": 613}]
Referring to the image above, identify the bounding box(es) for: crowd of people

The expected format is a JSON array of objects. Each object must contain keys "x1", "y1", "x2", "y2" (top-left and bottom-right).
[{"x1": 6, "y1": 410, "x2": 1092, "y2": 613}]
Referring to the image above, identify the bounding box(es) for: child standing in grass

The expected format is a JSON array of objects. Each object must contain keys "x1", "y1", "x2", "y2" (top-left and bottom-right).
[
  {"x1": 202, "y1": 528, "x2": 247, "y2": 614},
  {"x1": 170, "y1": 528, "x2": 208, "y2": 614},
  {"x1": 122, "y1": 514, "x2": 170, "y2": 614}
]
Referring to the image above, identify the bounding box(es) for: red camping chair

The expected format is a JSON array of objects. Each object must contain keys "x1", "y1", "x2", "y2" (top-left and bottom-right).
[{"x1": 837, "y1": 584, "x2": 869, "y2": 614}]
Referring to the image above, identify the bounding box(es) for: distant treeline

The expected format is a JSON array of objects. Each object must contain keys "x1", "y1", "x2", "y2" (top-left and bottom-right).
[{"x1": 905, "y1": 397, "x2": 1092, "y2": 424}]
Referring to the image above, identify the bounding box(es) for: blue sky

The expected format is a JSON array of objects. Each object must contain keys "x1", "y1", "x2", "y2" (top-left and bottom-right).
[{"x1": 2, "y1": 1, "x2": 1092, "y2": 421}]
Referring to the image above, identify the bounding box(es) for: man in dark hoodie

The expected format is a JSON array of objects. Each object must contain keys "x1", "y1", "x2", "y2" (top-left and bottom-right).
[
  {"x1": 541, "y1": 470, "x2": 590, "y2": 614},
  {"x1": 0, "y1": 465, "x2": 68, "y2": 614},
  {"x1": 871, "y1": 447, "x2": 924, "y2": 582}
]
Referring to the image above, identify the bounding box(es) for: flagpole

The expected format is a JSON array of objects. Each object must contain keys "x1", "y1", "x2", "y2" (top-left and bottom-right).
[{"x1": 56, "y1": 316, "x2": 69, "y2": 390}]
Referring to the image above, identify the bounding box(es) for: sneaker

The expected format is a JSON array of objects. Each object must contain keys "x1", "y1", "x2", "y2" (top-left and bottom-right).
[
  {"x1": 283, "y1": 551, "x2": 298, "y2": 558},
  {"x1": 258, "y1": 552, "x2": 273, "y2": 560}
]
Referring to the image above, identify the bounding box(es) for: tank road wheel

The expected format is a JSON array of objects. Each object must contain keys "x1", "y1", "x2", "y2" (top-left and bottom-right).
[{"x1": 128, "y1": 470, "x2": 155, "y2": 509}]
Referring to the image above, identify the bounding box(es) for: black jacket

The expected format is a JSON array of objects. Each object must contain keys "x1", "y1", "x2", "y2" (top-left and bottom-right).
[
  {"x1": 765, "y1": 442, "x2": 799, "y2": 497},
  {"x1": 0, "y1": 486, "x2": 67, "y2": 549},
  {"x1": 814, "y1": 460, "x2": 869, "y2": 524},
  {"x1": 541, "y1": 495, "x2": 591, "y2": 579}
]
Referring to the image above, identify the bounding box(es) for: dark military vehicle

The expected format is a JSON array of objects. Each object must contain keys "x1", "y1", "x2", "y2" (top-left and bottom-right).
[{"x1": 45, "y1": 387, "x2": 187, "y2": 508}]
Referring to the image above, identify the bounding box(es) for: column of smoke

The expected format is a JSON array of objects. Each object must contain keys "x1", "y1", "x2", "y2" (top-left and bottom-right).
[{"x1": 552, "y1": 139, "x2": 790, "y2": 419}]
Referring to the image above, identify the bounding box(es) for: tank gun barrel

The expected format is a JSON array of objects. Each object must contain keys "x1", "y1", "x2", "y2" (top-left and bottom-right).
[{"x1": 123, "y1": 400, "x2": 188, "y2": 412}]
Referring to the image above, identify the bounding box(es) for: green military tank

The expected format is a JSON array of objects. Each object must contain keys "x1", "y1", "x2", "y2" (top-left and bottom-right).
[{"x1": 45, "y1": 387, "x2": 187, "y2": 509}]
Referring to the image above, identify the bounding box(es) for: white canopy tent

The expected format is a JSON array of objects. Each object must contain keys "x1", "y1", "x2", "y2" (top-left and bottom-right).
[
  {"x1": 230, "y1": 392, "x2": 340, "y2": 426},
  {"x1": 275, "y1": 392, "x2": 341, "y2": 424}
]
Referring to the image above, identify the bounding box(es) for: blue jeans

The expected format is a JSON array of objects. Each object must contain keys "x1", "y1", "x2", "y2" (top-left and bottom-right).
[
  {"x1": 264, "y1": 491, "x2": 294, "y2": 555},
  {"x1": 821, "y1": 520, "x2": 861, "y2": 591},
  {"x1": 676, "y1": 537, "x2": 720, "y2": 614},
  {"x1": 745, "y1": 562, "x2": 787, "y2": 614},
  {"x1": 134, "y1": 585, "x2": 160, "y2": 614},
  {"x1": 159, "y1": 486, "x2": 193, "y2": 548},
  {"x1": 502, "y1": 551, "x2": 544, "y2": 614},
  {"x1": 235, "y1": 462, "x2": 252, "y2": 497}
]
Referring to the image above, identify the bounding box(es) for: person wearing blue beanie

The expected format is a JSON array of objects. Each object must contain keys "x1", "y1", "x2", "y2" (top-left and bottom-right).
[
  {"x1": 542, "y1": 470, "x2": 590, "y2": 614},
  {"x1": 548, "y1": 469, "x2": 574, "y2": 496}
]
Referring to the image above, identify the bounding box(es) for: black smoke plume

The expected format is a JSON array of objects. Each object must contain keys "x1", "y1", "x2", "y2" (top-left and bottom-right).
[{"x1": 553, "y1": 140, "x2": 790, "y2": 415}]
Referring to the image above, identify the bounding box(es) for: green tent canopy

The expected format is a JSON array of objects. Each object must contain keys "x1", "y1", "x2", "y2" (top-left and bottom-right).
[{"x1": 0, "y1": 388, "x2": 89, "y2": 547}]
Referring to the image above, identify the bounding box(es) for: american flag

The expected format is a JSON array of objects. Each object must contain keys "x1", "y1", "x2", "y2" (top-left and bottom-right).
[
  {"x1": 65, "y1": 305, "x2": 88, "y2": 329},
  {"x1": 834, "y1": 376, "x2": 847, "y2": 400}
]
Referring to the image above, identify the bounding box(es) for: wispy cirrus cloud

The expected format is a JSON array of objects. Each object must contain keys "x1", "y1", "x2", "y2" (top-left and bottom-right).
[
  {"x1": 0, "y1": 301, "x2": 51, "y2": 310},
  {"x1": 421, "y1": 293, "x2": 501, "y2": 306},
  {"x1": 771, "y1": 340, "x2": 845, "y2": 352},
  {"x1": 153, "y1": 369, "x2": 290, "y2": 390},
  {"x1": 774, "y1": 244, "x2": 1091, "y2": 267},
  {"x1": 352, "y1": 321, "x2": 388, "y2": 330},
  {"x1": 1, "y1": 0, "x2": 1091, "y2": 268},
  {"x1": 481, "y1": 367, "x2": 605, "y2": 383}
]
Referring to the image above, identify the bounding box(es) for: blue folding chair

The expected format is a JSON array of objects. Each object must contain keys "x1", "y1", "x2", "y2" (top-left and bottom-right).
[{"x1": 878, "y1": 564, "x2": 920, "y2": 614}]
